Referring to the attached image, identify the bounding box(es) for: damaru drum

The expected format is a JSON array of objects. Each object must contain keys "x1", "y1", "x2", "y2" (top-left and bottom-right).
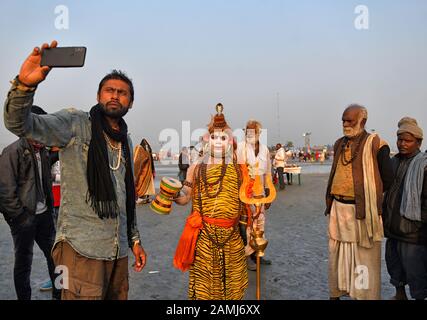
[{"x1": 150, "y1": 177, "x2": 182, "y2": 215}]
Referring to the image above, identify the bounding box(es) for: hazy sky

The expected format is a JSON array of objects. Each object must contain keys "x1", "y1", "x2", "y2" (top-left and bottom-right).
[{"x1": 1, "y1": 0, "x2": 426, "y2": 152}]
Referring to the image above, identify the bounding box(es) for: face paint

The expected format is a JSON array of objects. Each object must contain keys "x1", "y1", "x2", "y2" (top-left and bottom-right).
[
  {"x1": 207, "y1": 130, "x2": 233, "y2": 161},
  {"x1": 210, "y1": 132, "x2": 227, "y2": 154}
]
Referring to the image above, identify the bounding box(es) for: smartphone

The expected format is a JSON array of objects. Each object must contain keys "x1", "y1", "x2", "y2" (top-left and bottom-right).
[{"x1": 41, "y1": 47, "x2": 87, "y2": 68}]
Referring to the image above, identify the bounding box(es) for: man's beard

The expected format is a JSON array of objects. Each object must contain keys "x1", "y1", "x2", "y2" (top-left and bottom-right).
[
  {"x1": 246, "y1": 137, "x2": 257, "y2": 145},
  {"x1": 100, "y1": 102, "x2": 129, "y2": 119},
  {"x1": 343, "y1": 122, "x2": 363, "y2": 138}
]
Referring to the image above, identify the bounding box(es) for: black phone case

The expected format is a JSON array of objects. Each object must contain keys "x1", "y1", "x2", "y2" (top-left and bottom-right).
[{"x1": 41, "y1": 47, "x2": 87, "y2": 68}]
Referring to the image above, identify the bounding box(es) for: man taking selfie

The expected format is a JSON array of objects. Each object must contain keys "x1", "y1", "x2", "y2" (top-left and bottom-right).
[{"x1": 3, "y1": 41, "x2": 147, "y2": 300}]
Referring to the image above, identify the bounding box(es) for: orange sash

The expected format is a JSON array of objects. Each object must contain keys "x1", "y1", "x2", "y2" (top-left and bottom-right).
[{"x1": 173, "y1": 211, "x2": 239, "y2": 272}]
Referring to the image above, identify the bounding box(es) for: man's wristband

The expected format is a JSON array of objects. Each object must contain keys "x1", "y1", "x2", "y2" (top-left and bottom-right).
[
  {"x1": 132, "y1": 239, "x2": 141, "y2": 248},
  {"x1": 10, "y1": 76, "x2": 37, "y2": 93}
]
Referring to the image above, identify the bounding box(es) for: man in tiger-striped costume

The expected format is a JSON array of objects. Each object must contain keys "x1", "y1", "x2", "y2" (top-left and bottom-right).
[{"x1": 173, "y1": 104, "x2": 249, "y2": 300}]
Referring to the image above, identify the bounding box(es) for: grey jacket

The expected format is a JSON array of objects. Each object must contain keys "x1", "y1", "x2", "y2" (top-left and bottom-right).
[
  {"x1": 383, "y1": 151, "x2": 427, "y2": 245},
  {"x1": 3, "y1": 82, "x2": 141, "y2": 260},
  {"x1": 0, "y1": 138, "x2": 53, "y2": 224}
]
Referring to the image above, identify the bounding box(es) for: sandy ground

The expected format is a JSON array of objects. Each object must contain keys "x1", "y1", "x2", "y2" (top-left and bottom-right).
[{"x1": 0, "y1": 173, "x2": 396, "y2": 300}]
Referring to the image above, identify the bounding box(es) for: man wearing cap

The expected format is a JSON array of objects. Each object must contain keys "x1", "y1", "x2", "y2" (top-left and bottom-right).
[
  {"x1": 0, "y1": 106, "x2": 60, "y2": 300},
  {"x1": 383, "y1": 117, "x2": 427, "y2": 300}
]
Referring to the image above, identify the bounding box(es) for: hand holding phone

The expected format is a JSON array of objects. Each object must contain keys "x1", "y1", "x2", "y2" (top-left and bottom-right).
[{"x1": 18, "y1": 40, "x2": 58, "y2": 87}]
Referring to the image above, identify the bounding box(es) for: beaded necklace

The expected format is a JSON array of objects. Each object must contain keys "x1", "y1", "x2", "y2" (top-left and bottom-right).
[
  {"x1": 340, "y1": 137, "x2": 362, "y2": 167},
  {"x1": 201, "y1": 159, "x2": 228, "y2": 198},
  {"x1": 103, "y1": 132, "x2": 122, "y2": 171},
  {"x1": 196, "y1": 159, "x2": 243, "y2": 249}
]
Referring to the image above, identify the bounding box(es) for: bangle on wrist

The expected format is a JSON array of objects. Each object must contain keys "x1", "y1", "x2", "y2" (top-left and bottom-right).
[
  {"x1": 132, "y1": 239, "x2": 141, "y2": 248},
  {"x1": 11, "y1": 76, "x2": 37, "y2": 92}
]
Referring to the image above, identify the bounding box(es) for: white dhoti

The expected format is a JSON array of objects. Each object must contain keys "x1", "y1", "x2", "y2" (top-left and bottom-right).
[{"x1": 328, "y1": 200, "x2": 382, "y2": 300}]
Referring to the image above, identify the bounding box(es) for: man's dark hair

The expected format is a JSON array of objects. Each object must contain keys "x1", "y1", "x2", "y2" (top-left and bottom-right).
[
  {"x1": 97, "y1": 70, "x2": 134, "y2": 102},
  {"x1": 31, "y1": 105, "x2": 47, "y2": 115}
]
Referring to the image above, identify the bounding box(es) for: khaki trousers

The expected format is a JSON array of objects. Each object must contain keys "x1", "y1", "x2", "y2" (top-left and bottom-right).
[{"x1": 52, "y1": 241, "x2": 129, "y2": 300}]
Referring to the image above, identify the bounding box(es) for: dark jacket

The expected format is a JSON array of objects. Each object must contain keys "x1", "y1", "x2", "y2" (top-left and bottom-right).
[
  {"x1": 178, "y1": 152, "x2": 190, "y2": 171},
  {"x1": 0, "y1": 138, "x2": 53, "y2": 225},
  {"x1": 383, "y1": 151, "x2": 427, "y2": 245}
]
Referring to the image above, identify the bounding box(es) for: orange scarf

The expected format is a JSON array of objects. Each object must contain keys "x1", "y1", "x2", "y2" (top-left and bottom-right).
[{"x1": 173, "y1": 211, "x2": 239, "y2": 272}]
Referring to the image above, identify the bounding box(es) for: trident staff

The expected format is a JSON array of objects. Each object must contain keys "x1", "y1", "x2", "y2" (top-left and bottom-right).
[{"x1": 239, "y1": 162, "x2": 276, "y2": 300}]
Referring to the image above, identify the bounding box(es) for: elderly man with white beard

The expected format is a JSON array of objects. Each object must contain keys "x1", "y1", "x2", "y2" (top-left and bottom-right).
[{"x1": 325, "y1": 104, "x2": 393, "y2": 300}]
